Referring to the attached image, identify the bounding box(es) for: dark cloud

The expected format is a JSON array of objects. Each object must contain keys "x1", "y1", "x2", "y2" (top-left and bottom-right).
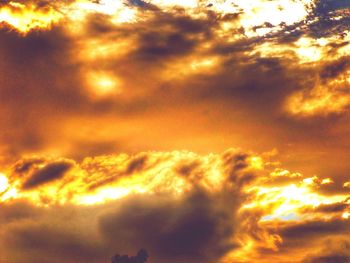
[
  {"x1": 13, "y1": 158, "x2": 45, "y2": 173},
  {"x1": 112, "y1": 249, "x2": 149, "y2": 263},
  {"x1": 0, "y1": 2, "x2": 350, "y2": 262},
  {"x1": 22, "y1": 160, "x2": 73, "y2": 189},
  {"x1": 305, "y1": 254, "x2": 350, "y2": 263},
  {"x1": 0, "y1": 148, "x2": 349, "y2": 263},
  {"x1": 314, "y1": 202, "x2": 349, "y2": 213},
  {"x1": 281, "y1": 219, "x2": 350, "y2": 239},
  {"x1": 0, "y1": 180, "x2": 244, "y2": 262},
  {"x1": 0, "y1": 0, "x2": 349, "y2": 174},
  {"x1": 0, "y1": 201, "x2": 40, "y2": 224},
  {"x1": 273, "y1": 219, "x2": 350, "y2": 256},
  {"x1": 0, "y1": 150, "x2": 262, "y2": 263},
  {"x1": 316, "y1": 0, "x2": 350, "y2": 15},
  {"x1": 0, "y1": 27, "x2": 84, "y2": 155},
  {"x1": 99, "y1": 190, "x2": 239, "y2": 263},
  {"x1": 320, "y1": 57, "x2": 350, "y2": 81},
  {"x1": 0, "y1": 202, "x2": 106, "y2": 263},
  {"x1": 125, "y1": 155, "x2": 148, "y2": 174},
  {"x1": 302, "y1": 239, "x2": 350, "y2": 263},
  {"x1": 175, "y1": 160, "x2": 200, "y2": 177}
]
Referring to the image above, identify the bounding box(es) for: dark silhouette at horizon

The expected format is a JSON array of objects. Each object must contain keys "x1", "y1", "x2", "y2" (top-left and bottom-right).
[{"x1": 112, "y1": 249, "x2": 149, "y2": 263}]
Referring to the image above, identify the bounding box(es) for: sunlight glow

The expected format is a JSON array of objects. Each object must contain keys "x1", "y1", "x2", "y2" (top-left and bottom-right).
[
  {"x1": 0, "y1": 2, "x2": 62, "y2": 33},
  {"x1": 87, "y1": 71, "x2": 122, "y2": 97},
  {"x1": 342, "y1": 212, "x2": 350, "y2": 219},
  {"x1": 285, "y1": 85, "x2": 350, "y2": 117},
  {"x1": 0, "y1": 173, "x2": 8, "y2": 193},
  {"x1": 244, "y1": 182, "x2": 347, "y2": 222}
]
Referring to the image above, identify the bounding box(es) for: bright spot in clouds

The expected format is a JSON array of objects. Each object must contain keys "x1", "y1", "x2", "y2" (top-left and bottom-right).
[
  {"x1": 1, "y1": 0, "x2": 350, "y2": 262},
  {"x1": 0, "y1": 173, "x2": 8, "y2": 193},
  {"x1": 86, "y1": 71, "x2": 122, "y2": 97}
]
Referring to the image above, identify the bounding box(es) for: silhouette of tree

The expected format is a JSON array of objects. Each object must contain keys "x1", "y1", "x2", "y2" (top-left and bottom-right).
[{"x1": 112, "y1": 249, "x2": 149, "y2": 263}]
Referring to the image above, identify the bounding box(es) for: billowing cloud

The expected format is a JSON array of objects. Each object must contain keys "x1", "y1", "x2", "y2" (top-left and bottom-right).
[
  {"x1": 302, "y1": 239, "x2": 350, "y2": 263},
  {"x1": 20, "y1": 160, "x2": 73, "y2": 189},
  {"x1": 0, "y1": 149, "x2": 349, "y2": 262},
  {"x1": 1, "y1": 0, "x2": 350, "y2": 161},
  {"x1": 1, "y1": 0, "x2": 350, "y2": 262}
]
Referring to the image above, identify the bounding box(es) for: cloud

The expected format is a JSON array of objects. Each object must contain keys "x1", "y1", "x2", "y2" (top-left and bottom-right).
[
  {"x1": 0, "y1": 190, "x2": 238, "y2": 263},
  {"x1": 21, "y1": 160, "x2": 73, "y2": 189},
  {"x1": 313, "y1": 202, "x2": 349, "y2": 213},
  {"x1": 0, "y1": 201, "x2": 106, "y2": 263},
  {"x1": 112, "y1": 249, "x2": 149, "y2": 263},
  {"x1": 302, "y1": 239, "x2": 350, "y2": 263},
  {"x1": 0, "y1": 149, "x2": 349, "y2": 263},
  {"x1": 1, "y1": 1, "x2": 350, "y2": 262},
  {"x1": 0, "y1": 149, "x2": 260, "y2": 263},
  {"x1": 0, "y1": 0, "x2": 349, "y2": 167},
  {"x1": 100, "y1": 190, "x2": 239, "y2": 263},
  {"x1": 280, "y1": 219, "x2": 350, "y2": 239}
]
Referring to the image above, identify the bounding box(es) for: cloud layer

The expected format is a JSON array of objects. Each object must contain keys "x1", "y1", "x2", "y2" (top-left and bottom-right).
[
  {"x1": 1, "y1": 149, "x2": 349, "y2": 262},
  {"x1": 0, "y1": 0, "x2": 350, "y2": 262}
]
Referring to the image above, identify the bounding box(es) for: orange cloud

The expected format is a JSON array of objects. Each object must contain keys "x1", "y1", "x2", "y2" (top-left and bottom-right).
[
  {"x1": 1, "y1": 1, "x2": 350, "y2": 262},
  {"x1": 1, "y1": 149, "x2": 349, "y2": 262},
  {"x1": 0, "y1": 1, "x2": 63, "y2": 34}
]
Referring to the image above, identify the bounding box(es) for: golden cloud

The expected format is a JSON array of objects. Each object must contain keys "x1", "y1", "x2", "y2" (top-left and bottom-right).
[
  {"x1": 1, "y1": 1, "x2": 350, "y2": 262},
  {"x1": 0, "y1": 149, "x2": 349, "y2": 262}
]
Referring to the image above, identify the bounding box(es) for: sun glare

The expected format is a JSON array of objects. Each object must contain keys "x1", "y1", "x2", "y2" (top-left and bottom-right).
[
  {"x1": 0, "y1": 173, "x2": 8, "y2": 193},
  {"x1": 86, "y1": 71, "x2": 122, "y2": 98},
  {"x1": 0, "y1": 2, "x2": 62, "y2": 34}
]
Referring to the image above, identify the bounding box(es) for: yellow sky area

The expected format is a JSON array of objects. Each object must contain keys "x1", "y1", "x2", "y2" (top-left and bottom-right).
[
  {"x1": 148, "y1": 0, "x2": 199, "y2": 9},
  {"x1": 0, "y1": 98, "x2": 312, "y2": 165},
  {"x1": 0, "y1": 0, "x2": 340, "y2": 97},
  {"x1": 11, "y1": 111, "x2": 224, "y2": 159},
  {"x1": 74, "y1": 36, "x2": 137, "y2": 61},
  {"x1": 0, "y1": 150, "x2": 235, "y2": 205},
  {"x1": 64, "y1": 0, "x2": 139, "y2": 28},
  {"x1": 0, "y1": 172, "x2": 9, "y2": 193},
  {"x1": 0, "y1": 150, "x2": 347, "y2": 218},
  {"x1": 0, "y1": 0, "x2": 139, "y2": 34},
  {"x1": 251, "y1": 31, "x2": 350, "y2": 68},
  {"x1": 252, "y1": 37, "x2": 331, "y2": 64},
  {"x1": 225, "y1": 230, "x2": 283, "y2": 263},
  {"x1": 285, "y1": 78, "x2": 350, "y2": 117},
  {"x1": 146, "y1": 0, "x2": 315, "y2": 37},
  {"x1": 85, "y1": 70, "x2": 123, "y2": 98},
  {"x1": 247, "y1": 33, "x2": 350, "y2": 117},
  {"x1": 227, "y1": 0, "x2": 314, "y2": 37},
  {"x1": 0, "y1": 0, "x2": 316, "y2": 36},
  {"x1": 0, "y1": 2, "x2": 63, "y2": 34},
  {"x1": 60, "y1": 0, "x2": 350, "y2": 120},
  {"x1": 229, "y1": 176, "x2": 349, "y2": 262},
  {"x1": 0, "y1": 150, "x2": 255, "y2": 205},
  {"x1": 55, "y1": 105, "x2": 268, "y2": 156},
  {"x1": 244, "y1": 183, "x2": 346, "y2": 221},
  {"x1": 72, "y1": 30, "x2": 222, "y2": 100},
  {"x1": 163, "y1": 55, "x2": 222, "y2": 80}
]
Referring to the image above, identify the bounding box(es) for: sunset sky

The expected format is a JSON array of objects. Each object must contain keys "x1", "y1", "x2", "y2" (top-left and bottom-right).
[{"x1": 0, "y1": 0, "x2": 350, "y2": 262}]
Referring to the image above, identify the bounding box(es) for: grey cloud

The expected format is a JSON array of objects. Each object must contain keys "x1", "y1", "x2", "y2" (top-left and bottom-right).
[
  {"x1": 22, "y1": 160, "x2": 73, "y2": 189},
  {"x1": 0, "y1": 188, "x2": 242, "y2": 263},
  {"x1": 302, "y1": 239, "x2": 350, "y2": 263},
  {"x1": 99, "y1": 190, "x2": 239, "y2": 263},
  {"x1": 281, "y1": 219, "x2": 350, "y2": 239},
  {"x1": 314, "y1": 202, "x2": 349, "y2": 213},
  {"x1": 0, "y1": 202, "x2": 106, "y2": 263}
]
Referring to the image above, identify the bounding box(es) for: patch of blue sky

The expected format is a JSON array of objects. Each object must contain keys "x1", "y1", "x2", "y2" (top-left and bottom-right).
[{"x1": 261, "y1": 213, "x2": 300, "y2": 221}]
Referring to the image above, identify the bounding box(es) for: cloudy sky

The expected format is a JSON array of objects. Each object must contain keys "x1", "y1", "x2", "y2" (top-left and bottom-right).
[{"x1": 0, "y1": 0, "x2": 350, "y2": 262}]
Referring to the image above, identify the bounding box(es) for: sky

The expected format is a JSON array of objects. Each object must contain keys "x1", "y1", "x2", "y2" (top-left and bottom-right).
[{"x1": 0, "y1": 0, "x2": 350, "y2": 262}]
